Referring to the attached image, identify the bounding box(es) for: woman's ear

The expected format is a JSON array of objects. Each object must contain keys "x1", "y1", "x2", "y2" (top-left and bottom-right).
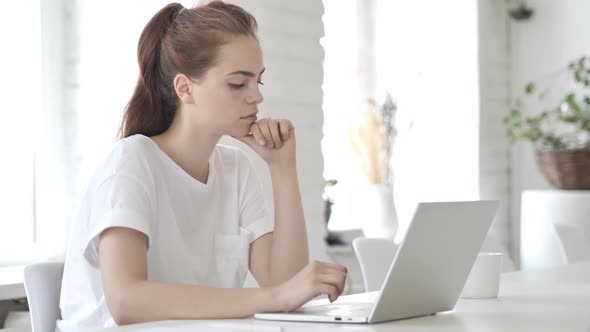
[{"x1": 174, "y1": 74, "x2": 195, "y2": 104}]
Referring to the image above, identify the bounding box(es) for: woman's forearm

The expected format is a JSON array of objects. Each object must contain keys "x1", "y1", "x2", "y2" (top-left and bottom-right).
[
  {"x1": 268, "y1": 163, "x2": 309, "y2": 284},
  {"x1": 110, "y1": 280, "x2": 275, "y2": 325}
]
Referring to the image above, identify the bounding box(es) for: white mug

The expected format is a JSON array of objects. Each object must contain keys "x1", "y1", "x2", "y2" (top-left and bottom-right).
[{"x1": 460, "y1": 252, "x2": 502, "y2": 299}]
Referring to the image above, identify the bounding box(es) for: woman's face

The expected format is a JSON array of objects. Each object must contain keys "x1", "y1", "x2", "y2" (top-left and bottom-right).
[{"x1": 189, "y1": 35, "x2": 265, "y2": 138}]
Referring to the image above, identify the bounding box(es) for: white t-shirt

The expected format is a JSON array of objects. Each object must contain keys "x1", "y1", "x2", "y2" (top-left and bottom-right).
[{"x1": 58, "y1": 134, "x2": 274, "y2": 330}]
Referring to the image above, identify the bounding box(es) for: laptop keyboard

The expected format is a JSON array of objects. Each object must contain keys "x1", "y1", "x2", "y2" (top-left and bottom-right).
[{"x1": 296, "y1": 302, "x2": 373, "y2": 317}]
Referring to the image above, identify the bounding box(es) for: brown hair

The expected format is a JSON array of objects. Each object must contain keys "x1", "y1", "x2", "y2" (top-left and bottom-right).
[{"x1": 119, "y1": 1, "x2": 258, "y2": 139}]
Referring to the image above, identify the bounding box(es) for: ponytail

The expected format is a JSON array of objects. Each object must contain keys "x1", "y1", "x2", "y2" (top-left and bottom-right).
[
  {"x1": 119, "y1": 3, "x2": 183, "y2": 138},
  {"x1": 119, "y1": 1, "x2": 258, "y2": 139}
]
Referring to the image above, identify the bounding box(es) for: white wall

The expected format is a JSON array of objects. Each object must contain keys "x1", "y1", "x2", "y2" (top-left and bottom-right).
[{"x1": 509, "y1": 0, "x2": 590, "y2": 267}]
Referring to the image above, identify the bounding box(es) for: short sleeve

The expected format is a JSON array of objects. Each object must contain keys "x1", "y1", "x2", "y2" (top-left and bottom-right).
[
  {"x1": 82, "y1": 174, "x2": 154, "y2": 268},
  {"x1": 238, "y1": 156, "x2": 274, "y2": 244}
]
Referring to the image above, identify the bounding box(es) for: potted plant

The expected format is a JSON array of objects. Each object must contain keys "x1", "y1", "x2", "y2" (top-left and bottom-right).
[
  {"x1": 322, "y1": 179, "x2": 346, "y2": 245},
  {"x1": 503, "y1": 55, "x2": 590, "y2": 189}
]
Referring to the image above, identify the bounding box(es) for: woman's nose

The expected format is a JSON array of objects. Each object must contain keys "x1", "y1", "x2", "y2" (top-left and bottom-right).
[{"x1": 247, "y1": 85, "x2": 264, "y2": 104}]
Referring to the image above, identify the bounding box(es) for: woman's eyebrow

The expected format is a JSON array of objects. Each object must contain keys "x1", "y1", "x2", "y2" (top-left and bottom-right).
[{"x1": 226, "y1": 67, "x2": 266, "y2": 77}]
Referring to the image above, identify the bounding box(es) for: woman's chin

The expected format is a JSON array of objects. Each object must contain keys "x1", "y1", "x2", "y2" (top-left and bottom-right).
[{"x1": 228, "y1": 127, "x2": 251, "y2": 140}]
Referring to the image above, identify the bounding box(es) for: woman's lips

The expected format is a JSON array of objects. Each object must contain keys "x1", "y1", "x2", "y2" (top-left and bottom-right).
[{"x1": 241, "y1": 115, "x2": 257, "y2": 122}]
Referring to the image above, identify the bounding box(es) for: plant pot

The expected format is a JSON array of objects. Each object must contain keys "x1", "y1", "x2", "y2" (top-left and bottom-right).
[{"x1": 535, "y1": 149, "x2": 590, "y2": 189}]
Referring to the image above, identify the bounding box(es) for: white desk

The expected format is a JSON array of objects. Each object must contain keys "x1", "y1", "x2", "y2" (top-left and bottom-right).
[
  {"x1": 87, "y1": 262, "x2": 590, "y2": 332},
  {"x1": 0, "y1": 266, "x2": 26, "y2": 300}
]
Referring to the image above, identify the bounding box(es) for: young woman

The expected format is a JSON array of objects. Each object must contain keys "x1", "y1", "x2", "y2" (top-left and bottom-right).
[{"x1": 58, "y1": 1, "x2": 347, "y2": 329}]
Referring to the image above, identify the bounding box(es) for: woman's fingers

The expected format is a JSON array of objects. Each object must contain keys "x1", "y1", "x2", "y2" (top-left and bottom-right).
[
  {"x1": 318, "y1": 272, "x2": 347, "y2": 296},
  {"x1": 313, "y1": 283, "x2": 339, "y2": 303},
  {"x1": 249, "y1": 118, "x2": 294, "y2": 149},
  {"x1": 257, "y1": 119, "x2": 274, "y2": 148},
  {"x1": 267, "y1": 119, "x2": 283, "y2": 149},
  {"x1": 275, "y1": 260, "x2": 349, "y2": 312},
  {"x1": 250, "y1": 123, "x2": 266, "y2": 146},
  {"x1": 308, "y1": 260, "x2": 348, "y2": 300},
  {"x1": 314, "y1": 261, "x2": 348, "y2": 274},
  {"x1": 278, "y1": 119, "x2": 292, "y2": 140}
]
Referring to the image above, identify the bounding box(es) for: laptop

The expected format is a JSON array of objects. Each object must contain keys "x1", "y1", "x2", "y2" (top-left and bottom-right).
[{"x1": 255, "y1": 200, "x2": 499, "y2": 324}]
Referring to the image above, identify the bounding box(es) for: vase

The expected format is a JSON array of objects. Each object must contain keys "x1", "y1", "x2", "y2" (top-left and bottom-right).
[{"x1": 359, "y1": 184, "x2": 398, "y2": 240}]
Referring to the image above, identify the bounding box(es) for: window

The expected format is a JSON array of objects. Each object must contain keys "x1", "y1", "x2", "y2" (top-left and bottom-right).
[
  {"x1": 322, "y1": 0, "x2": 481, "y2": 241},
  {"x1": 0, "y1": 0, "x2": 66, "y2": 265},
  {"x1": 0, "y1": 0, "x2": 41, "y2": 253},
  {"x1": 320, "y1": 0, "x2": 363, "y2": 229}
]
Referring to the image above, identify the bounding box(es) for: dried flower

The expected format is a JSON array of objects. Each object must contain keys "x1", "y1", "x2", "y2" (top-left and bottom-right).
[{"x1": 349, "y1": 94, "x2": 398, "y2": 184}]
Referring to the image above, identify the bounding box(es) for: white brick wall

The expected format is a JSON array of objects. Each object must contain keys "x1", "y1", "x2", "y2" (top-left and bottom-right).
[
  {"x1": 63, "y1": 0, "x2": 81, "y2": 238},
  {"x1": 478, "y1": 0, "x2": 515, "y2": 269}
]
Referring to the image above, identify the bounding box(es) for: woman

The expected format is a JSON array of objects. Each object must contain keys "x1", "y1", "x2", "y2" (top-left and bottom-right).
[{"x1": 58, "y1": 1, "x2": 347, "y2": 329}]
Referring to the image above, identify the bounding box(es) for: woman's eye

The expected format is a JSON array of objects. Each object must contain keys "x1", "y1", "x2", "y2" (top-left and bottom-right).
[
  {"x1": 257, "y1": 81, "x2": 264, "y2": 85},
  {"x1": 228, "y1": 83, "x2": 245, "y2": 89}
]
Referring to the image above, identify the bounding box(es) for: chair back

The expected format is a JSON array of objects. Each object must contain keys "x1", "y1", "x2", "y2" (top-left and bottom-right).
[
  {"x1": 352, "y1": 238, "x2": 398, "y2": 292},
  {"x1": 23, "y1": 262, "x2": 63, "y2": 332},
  {"x1": 553, "y1": 223, "x2": 590, "y2": 264}
]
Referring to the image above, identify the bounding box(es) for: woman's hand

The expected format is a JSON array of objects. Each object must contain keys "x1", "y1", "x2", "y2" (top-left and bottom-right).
[
  {"x1": 271, "y1": 260, "x2": 348, "y2": 312},
  {"x1": 233, "y1": 118, "x2": 296, "y2": 167}
]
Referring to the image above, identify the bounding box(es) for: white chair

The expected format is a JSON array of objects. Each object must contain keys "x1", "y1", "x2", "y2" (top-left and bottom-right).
[
  {"x1": 553, "y1": 223, "x2": 590, "y2": 264},
  {"x1": 352, "y1": 238, "x2": 398, "y2": 292},
  {"x1": 23, "y1": 262, "x2": 63, "y2": 332},
  {"x1": 521, "y1": 190, "x2": 590, "y2": 269}
]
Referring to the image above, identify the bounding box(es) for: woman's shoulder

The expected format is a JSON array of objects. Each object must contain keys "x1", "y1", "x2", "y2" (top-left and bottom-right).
[
  {"x1": 91, "y1": 134, "x2": 159, "y2": 183},
  {"x1": 112, "y1": 134, "x2": 157, "y2": 167}
]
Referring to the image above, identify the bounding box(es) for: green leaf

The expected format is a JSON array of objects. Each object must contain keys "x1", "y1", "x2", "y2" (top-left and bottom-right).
[
  {"x1": 525, "y1": 82, "x2": 535, "y2": 95},
  {"x1": 565, "y1": 93, "x2": 582, "y2": 114},
  {"x1": 510, "y1": 106, "x2": 521, "y2": 115},
  {"x1": 559, "y1": 112, "x2": 577, "y2": 122},
  {"x1": 545, "y1": 135, "x2": 565, "y2": 149},
  {"x1": 584, "y1": 96, "x2": 590, "y2": 105},
  {"x1": 580, "y1": 119, "x2": 590, "y2": 132},
  {"x1": 575, "y1": 71, "x2": 582, "y2": 83}
]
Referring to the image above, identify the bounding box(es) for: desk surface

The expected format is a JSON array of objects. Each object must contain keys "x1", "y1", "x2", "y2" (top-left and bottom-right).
[
  {"x1": 87, "y1": 262, "x2": 590, "y2": 331},
  {"x1": 0, "y1": 265, "x2": 26, "y2": 300}
]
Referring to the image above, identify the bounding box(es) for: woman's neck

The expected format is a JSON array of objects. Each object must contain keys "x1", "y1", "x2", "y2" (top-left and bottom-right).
[{"x1": 151, "y1": 116, "x2": 220, "y2": 184}]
